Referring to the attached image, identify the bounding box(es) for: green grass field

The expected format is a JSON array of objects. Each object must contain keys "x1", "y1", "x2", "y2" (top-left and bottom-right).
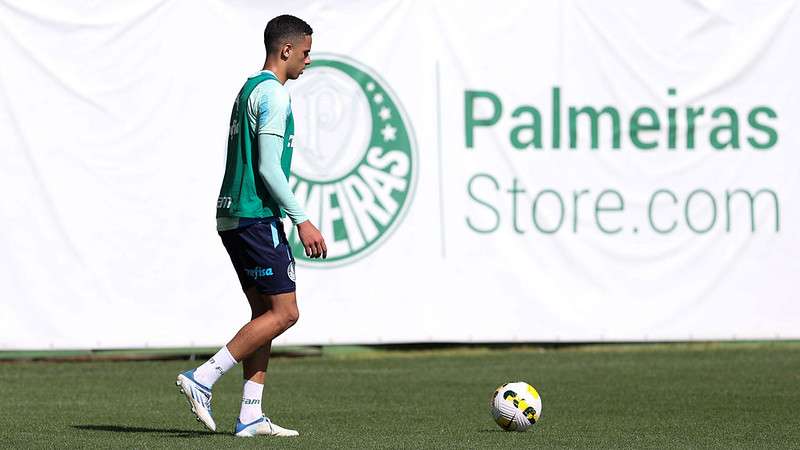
[{"x1": 1, "y1": 343, "x2": 798, "y2": 448}]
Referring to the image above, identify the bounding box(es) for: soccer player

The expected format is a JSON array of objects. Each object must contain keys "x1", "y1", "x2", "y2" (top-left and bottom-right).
[{"x1": 175, "y1": 15, "x2": 326, "y2": 438}]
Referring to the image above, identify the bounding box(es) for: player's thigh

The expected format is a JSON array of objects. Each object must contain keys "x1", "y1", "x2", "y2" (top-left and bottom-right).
[
  {"x1": 247, "y1": 288, "x2": 298, "y2": 320},
  {"x1": 262, "y1": 291, "x2": 298, "y2": 321},
  {"x1": 245, "y1": 286, "x2": 269, "y2": 318}
]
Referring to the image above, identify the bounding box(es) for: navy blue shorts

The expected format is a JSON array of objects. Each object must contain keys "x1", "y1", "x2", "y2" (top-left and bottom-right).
[{"x1": 219, "y1": 218, "x2": 296, "y2": 295}]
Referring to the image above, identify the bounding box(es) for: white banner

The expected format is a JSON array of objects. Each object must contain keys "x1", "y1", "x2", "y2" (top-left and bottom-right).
[{"x1": 1, "y1": 0, "x2": 798, "y2": 349}]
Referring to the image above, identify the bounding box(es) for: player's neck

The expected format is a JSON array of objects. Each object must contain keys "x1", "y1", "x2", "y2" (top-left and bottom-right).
[{"x1": 262, "y1": 59, "x2": 287, "y2": 85}]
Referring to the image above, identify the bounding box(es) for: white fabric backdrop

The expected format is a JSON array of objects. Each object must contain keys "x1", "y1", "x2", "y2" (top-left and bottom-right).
[{"x1": 1, "y1": 0, "x2": 797, "y2": 349}]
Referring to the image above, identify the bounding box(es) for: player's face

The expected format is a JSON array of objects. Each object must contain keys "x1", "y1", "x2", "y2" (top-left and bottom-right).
[{"x1": 288, "y1": 35, "x2": 312, "y2": 80}]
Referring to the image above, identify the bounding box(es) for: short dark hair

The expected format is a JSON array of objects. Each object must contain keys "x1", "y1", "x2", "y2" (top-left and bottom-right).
[{"x1": 263, "y1": 15, "x2": 313, "y2": 56}]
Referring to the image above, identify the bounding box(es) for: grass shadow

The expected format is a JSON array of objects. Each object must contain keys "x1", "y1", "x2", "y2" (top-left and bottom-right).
[{"x1": 73, "y1": 424, "x2": 216, "y2": 438}]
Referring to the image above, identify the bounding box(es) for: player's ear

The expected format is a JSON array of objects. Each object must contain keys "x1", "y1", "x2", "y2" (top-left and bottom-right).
[{"x1": 281, "y1": 43, "x2": 292, "y2": 60}]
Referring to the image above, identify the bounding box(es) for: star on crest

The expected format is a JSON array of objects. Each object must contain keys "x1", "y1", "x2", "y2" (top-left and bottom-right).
[
  {"x1": 378, "y1": 106, "x2": 391, "y2": 121},
  {"x1": 373, "y1": 93, "x2": 384, "y2": 104},
  {"x1": 381, "y1": 123, "x2": 397, "y2": 141},
  {"x1": 366, "y1": 82, "x2": 375, "y2": 92}
]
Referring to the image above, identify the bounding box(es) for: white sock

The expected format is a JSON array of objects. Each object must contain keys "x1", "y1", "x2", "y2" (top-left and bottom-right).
[
  {"x1": 193, "y1": 346, "x2": 237, "y2": 388},
  {"x1": 239, "y1": 379, "x2": 264, "y2": 424}
]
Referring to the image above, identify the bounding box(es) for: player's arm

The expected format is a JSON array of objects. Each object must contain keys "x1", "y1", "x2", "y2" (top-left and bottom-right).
[
  {"x1": 256, "y1": 134, "x2": 326, "y2": 258},
  {"x1": 253, "y1": 86, "x2": 326, "y2": 258},
  {"x1": 256, "y1": 133, "x2": 307, "y2": 224}
]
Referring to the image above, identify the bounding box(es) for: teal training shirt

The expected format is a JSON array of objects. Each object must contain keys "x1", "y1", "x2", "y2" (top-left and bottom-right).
[{"x1": 216, "y1": 71, "x2": 295, "y2": 226}]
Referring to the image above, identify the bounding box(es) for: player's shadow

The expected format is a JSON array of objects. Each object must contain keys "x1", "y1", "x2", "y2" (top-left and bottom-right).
[{"x1": 73, "y1": 424, "x2": 216, "y2": 438}]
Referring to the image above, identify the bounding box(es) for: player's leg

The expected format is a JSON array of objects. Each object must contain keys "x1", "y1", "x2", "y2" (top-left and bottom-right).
[
  {"x1": 174, "y1": 224, "x2": 252, "y2": 432},
  {"x1": 176, "y1": 290, "x2": 297, "y2": 433},
  {"x1": 177, "y1": 290, "x2": 297, "y2": 434},
  {"x1": 175, "y1": 332, "x2": 239, "y2": 431},
  {"x1": 235, "y1": 288, "x2": 299, "y2": 437},
  {"x1": 228, "y1": 219, "x2": 299, "y2": 437},
  {"x1": 241, "y1": 286, "x2": 271, "y2": 382},
  {"x1": 226, "y1": 291, "x2": 298, "y2": 361},
  {"x1": 239, "y1": 286, "x2": 271, "y2": 425},
  {"x1": 177, "y1": 219, "x2": 297, "y2": 434},
  {"x1": 185, "y1": 290, "x2": 296, "y2": 385}
]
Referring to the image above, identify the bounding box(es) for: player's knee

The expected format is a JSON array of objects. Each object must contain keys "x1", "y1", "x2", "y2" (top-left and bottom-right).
[
  {"x1": 280, "y1": 306, "x2": 299, "y2": 330},
  {"x1": 287, "y1": 307, "x2": 300, "y2": 327}
]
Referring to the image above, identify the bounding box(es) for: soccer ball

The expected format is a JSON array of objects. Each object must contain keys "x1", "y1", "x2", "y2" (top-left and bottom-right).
[{"x1": 489, "y1": 381, "x2": 542, "y2": 431}]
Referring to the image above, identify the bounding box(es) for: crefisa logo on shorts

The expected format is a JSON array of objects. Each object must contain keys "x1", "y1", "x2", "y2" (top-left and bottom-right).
[
  {"x1": 245, "y1": 266, "x2": 273, "y2": 279},
  {"x1": 287, "y1": 54, "x2": 418, "y2": 267}
]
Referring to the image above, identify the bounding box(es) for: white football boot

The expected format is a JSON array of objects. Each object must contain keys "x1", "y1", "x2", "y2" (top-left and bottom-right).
[
  {"x1": 176, "y1": 370, "x2": 216, "y2": 431},
  {"x1": 234, "y1": 416, "x2": 299, "y2": 437}
]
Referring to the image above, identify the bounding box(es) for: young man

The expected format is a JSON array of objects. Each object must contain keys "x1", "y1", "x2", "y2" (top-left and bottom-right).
[{"x1": 176, "y1": 15, "x2": 326, "y2": 438}]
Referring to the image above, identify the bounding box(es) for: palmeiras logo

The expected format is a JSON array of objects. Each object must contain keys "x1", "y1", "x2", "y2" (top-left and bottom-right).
[{"x1": 287, "y1": 54, "x2": 417, "y2": 267}]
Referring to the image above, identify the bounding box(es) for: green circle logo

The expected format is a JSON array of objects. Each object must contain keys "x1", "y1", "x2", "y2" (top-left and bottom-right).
[{"x1": 287, "y1": 54, "x2": 417, "y2": 267}]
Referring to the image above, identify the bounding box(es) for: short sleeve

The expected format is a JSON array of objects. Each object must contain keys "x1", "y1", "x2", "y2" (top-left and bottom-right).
[{"x1": 246, "y1": 81, "x2": 290, "y2": 137}]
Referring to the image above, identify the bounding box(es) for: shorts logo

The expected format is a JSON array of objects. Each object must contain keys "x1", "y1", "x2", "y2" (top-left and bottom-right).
[
  {"x1": 287, "y1": 261, "x2": 296, "y2": 282},
  {"x1": 244, "y1": 266, "x2": 273, "y2": 279},
  {"x1": 287, "y1": 54, "x2": 418, "y2": 267}
]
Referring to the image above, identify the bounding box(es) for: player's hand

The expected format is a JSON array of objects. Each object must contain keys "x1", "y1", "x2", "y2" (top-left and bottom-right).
[{"x1": 297, "y1": 220, "x2": 327, "y2": 259}]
